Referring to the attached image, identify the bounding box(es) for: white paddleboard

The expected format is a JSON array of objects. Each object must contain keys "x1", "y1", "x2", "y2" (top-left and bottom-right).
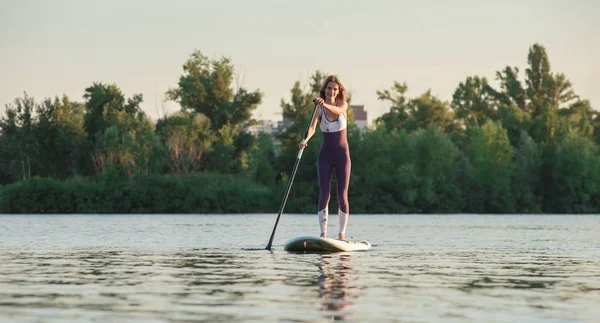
[{"x1": 284, "y1": 236, "x2": 372, "y2": 253}]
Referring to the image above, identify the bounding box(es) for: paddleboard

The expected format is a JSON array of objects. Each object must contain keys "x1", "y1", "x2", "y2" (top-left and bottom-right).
[{"x1": 284, "y1": 236, "x2": 372, "y2": 253}]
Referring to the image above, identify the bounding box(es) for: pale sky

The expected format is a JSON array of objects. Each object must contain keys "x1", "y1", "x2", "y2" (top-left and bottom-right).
[{"x1": 1, "y1": 0, "x2": 598, "y2": 125}]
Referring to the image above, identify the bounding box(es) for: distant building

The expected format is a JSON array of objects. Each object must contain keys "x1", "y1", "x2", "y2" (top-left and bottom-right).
[
  {"x1": 247, "y1": 119, "x2": 278, "y2": 137},
  {"x1": 351, "y1": 104, "x2": 368, "y2": 131},
  {"x1": 275, "y1": 114, "x2": 292, "y2": 135}
]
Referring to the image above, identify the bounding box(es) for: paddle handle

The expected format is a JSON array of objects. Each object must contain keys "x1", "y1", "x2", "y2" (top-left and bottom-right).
[{"x1": 265, "y1": 104, "x2": 318, "y2": 250}]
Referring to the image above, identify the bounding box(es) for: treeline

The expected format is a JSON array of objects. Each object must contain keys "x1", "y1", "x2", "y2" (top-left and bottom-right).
[{"x1": 1, "y1": 44, "x2": 599, "y2": 214}]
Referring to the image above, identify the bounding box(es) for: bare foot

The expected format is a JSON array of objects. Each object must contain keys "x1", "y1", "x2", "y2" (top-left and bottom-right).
[{"x1": 338, "y1": 233, "x2": 345, "y2": 241}]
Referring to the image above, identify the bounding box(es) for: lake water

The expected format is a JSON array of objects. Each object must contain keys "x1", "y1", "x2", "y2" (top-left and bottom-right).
[{"x1": 0, "y1": 214, "x2": 598, "y2": 322}]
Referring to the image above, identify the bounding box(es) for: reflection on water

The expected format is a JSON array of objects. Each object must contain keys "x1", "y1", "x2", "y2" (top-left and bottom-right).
[
  {"x1": 0, "y1": 214, "x2": 599, "y2": 322},
  {"x1": 317, "y1": 254, "x2": 354, "y2": 321}
]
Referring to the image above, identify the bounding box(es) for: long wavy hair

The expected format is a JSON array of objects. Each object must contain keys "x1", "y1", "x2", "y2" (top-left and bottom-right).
[{"x1": 319, "y1": 75, "x2": 346, "y2": 104}]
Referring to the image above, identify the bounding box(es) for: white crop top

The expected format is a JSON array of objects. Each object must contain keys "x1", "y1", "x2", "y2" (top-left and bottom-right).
[{"x1": 319, "y1": 105, "x2": 347, "y2": 133}]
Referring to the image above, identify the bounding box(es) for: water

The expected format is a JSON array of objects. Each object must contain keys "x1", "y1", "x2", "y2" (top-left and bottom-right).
[{"x1": 0, "y1": 214, "x2": 598, "y2": 322}]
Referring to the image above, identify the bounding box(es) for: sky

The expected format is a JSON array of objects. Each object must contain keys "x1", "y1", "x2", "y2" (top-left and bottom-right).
[{"x1": 1, "y1": 0, "x2": 598, "y2": 125}]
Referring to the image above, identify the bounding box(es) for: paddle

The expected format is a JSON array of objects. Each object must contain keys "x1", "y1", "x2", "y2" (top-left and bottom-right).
[{"x1": 265, "y1": 103, "x2": 319, "y2": 250}]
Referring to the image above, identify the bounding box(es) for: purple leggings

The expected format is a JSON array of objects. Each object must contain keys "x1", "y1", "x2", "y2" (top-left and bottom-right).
[{"x1": 317, "y1": 129, "x2": 351, "y2": 213}]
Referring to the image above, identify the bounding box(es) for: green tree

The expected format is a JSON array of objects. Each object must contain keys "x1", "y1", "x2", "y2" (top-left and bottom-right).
[
  {"x1": 166, "y1": 50, "x2": 262, "y2": 174},
  {"x1": 486, "y1": 43, "x2": 590, "y2": 145},
  {"x1": 165, "y1": 50, "x2": 262, "y2": 131},
  {"x1": 155, "y1": 111, "x2": 212, "y2": 173},
  {"x1": 246, "y1": 132, "x2": 277, "y2": 186},
  {"x1": 0, "y1": 94, "x2": 90, "y2": 182},
  {"x1": 405, "y1": 90, "x2": 455, "y2": 132},
  {"x1": 83, "y1": 82, "x2": 144, "y2": 142},
  {"x1": 451, "y1": 76, "x2": 497, "y2": 127},
  {"x1": 410, "y1": 125, "x2": 467, "y2": 212},
  {"x1": 525, "y1": 44, "x2": 578, "y2": 116},
  {"x1": 83, "y1": 82, "x2": 158, "y2": 176},
  {"x1": 488, "y1": 66, "x2": 527, "y2": 111},
  {"x1": 541, "y1": 131, "x2": 600, "y2": 213},
  {"x1": 376, "y1": 82, "x2": 455, "y2": 133},
  {"x1": 557, "y1": 99, "x2": 595, "y2": 139},
  {"x1": 0, "y1": 93, "x2": 38, "y2": 182},
  {"x1": 34, "y1": 95, "x2": 88, "y2": 179},
  {"x1": 375, "y1": 81, "x2": 410, "y2": 131},
  {"x1": 512, "y1": 131, "x2": 543, "y2": 212},
  {"x1": 464, "y1": 120, "x2": 515, "y2": 213},
  {"x1": 348, "y1": 127, "x2": 414, "y2": 213},
  {"x1": 497, "y1": 103, "x2": 531, "y2": 147}
]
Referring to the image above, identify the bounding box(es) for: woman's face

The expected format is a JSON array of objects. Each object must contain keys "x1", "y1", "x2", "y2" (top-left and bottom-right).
[{"x1": 325, "y1": 82, "x2": 340, "y2": 101}]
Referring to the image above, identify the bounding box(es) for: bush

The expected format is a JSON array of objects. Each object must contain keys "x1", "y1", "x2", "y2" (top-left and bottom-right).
[{"x1": 0, "y1": 172, "x2": 275, "y2": 214}]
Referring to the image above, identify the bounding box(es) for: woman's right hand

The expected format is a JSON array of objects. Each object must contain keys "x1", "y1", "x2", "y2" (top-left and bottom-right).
[
  {"x1": 299, "y1": 139, "x2": 307, "y2": 149},
  {"x1": 313, "y1": 97, "x2": 324, "y2": 107}
]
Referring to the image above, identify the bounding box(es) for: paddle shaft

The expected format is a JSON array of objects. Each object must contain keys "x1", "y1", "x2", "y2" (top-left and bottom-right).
[{"x1": 265, "y1": 104, "x2": 319, "y2": 250}]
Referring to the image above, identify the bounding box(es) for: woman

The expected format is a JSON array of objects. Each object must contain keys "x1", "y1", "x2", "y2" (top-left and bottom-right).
[{"x1": 299, "y1": 75, "x2": 351, "y2": 241}]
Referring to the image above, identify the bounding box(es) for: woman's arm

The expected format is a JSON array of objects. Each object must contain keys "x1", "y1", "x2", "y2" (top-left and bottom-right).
[
  {"x1": 299, "y1": 106, "x2": 322, "y2": 149},
  {"x1": 321, "y1": 100, "x2": 348, "y2": 116}
]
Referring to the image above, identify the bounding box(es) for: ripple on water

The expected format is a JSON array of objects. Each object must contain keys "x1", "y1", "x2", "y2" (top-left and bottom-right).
[{"x1": 0, "y1": 214, "x2": 599, "y2": 322}]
